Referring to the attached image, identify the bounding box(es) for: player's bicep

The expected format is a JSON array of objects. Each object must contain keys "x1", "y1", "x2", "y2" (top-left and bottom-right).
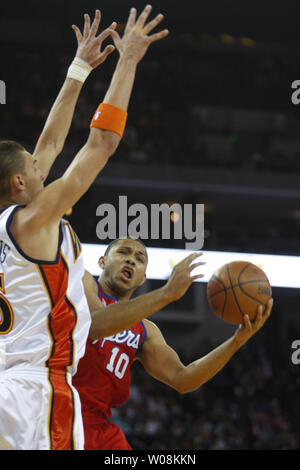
[
  {"x1": 58, "y1": 128, "x2": 119, "y2": 217},
  {"x1": 42, "y1": 143, "x2": 101, "y2": 222},
  {"x1": 33, "y1": 142, "x2": 60, "y2": 179},
  {"x1": 16, "y1": 165, "x2": 89, "y2": 231},
  {"x1": 25, "y1": 134, "x2": 113, "y2": 228},
  {"x1": 137, "y1": 321, "x2": 185, "y2": 390}
]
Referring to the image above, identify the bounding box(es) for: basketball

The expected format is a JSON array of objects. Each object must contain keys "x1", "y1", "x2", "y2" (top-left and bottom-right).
[{"x1": 206, "y1": 261, "x2": 272, "y2": 325}]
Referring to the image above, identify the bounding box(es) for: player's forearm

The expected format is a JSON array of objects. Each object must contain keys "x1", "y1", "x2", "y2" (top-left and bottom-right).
[
  {"x1": 82, "y1": 56, "x2": 137, "y2": 162},
  {"x1": 34, "y1": 77, "x2": 83, "y2": 176},
  {"x1": 89, "y1": 286, "x2": 171, "y2": 340},
  {"x1": 81, "y1": 56, "x2": 137, "y2": 159},
  {"x1": 47, "y1": 133, "x2": 115, "y2": 221},
  {"x1": 102, "y1": 55, "x2": 137, "y2": 111},
  {"x1": 45, "y1": 56, "x2": 137, "y2": 221},
  {"x1": 41, "y1": 77, "x2": 83, "y2": 146},
  {"x1": 174, "y1": 336, "x2": 241, "y2": 394}
]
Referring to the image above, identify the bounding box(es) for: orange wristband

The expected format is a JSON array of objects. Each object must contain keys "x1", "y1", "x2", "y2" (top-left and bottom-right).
[{"x1": 90, "y1": 103, "x2": 128, "y2": 138}]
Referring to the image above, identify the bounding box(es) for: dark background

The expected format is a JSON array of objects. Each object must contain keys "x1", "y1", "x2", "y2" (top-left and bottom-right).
[{"x1": 1, "y1": 0, "x2": 300, "y2": 450}]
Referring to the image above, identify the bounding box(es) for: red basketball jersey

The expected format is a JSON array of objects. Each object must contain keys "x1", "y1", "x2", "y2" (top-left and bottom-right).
[{"x1": 73, "y1": 282, "x2": 147, "y2": 419}]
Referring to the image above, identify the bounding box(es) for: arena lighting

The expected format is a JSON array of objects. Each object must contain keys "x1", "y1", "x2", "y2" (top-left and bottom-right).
[
  {"x1": 219, "y1": 33, "x2": 235, "y2": 43},
  {"x1": 82, "y1": 244, "x2": 300, "y2": 289},
  {"x1": 239, "y1": 37, "x2": 256, "y2": 47}
]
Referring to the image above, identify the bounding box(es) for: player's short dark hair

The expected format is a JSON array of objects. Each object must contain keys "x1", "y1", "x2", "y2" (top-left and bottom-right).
[
  {"x1": 0, "y1": 141, "x2": 25, "y2": 198},
  {"x1": 104, "y1": 238, "x2": 148, "y2": 262}
]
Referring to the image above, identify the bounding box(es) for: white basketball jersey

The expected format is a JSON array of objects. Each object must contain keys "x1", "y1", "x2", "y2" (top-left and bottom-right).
[{"x1": 0, "y1": 205, "x2": 91, "y2": 375}]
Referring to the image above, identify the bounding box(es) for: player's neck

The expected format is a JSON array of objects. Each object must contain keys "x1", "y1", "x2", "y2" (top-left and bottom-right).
[
  {"x1": 97, "y1": 277, "x2": 132, "y2": 302},
  {"x1": 0, "y1": 198, "x2": 15, "y2": 209},
  {"x1": 0, "y1": 191, "x2": 29, "y2": 208}
]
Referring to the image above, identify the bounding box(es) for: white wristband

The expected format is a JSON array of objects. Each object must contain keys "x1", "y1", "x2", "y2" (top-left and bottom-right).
[{"x1": 67, "y1": 57, "x2": 93, "y2": 83}]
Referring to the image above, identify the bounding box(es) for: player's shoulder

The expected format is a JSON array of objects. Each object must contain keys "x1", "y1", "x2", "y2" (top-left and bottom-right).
[
  {"x1": 135, "y1": 319, "x2": 166, "y2": 362},
  {"x1": 141, "y1": 319, "x2": 161, "y2": 338},
  {"x1": 10, "y1": 200, "x2": 62, "y2": 241},
  {"x1": 82, "y1": 270, "x2": 98, "y2": 293}
]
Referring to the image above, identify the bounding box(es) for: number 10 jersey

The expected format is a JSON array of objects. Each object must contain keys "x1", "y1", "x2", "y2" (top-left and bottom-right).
[{"x1": 73, "y1": 282, "x2": 147, "y2": 420}]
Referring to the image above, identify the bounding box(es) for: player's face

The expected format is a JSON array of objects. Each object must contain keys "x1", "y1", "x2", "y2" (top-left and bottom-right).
[
  {"x1": 102, "y1": 239, "x2": 147, "y2": 293},
  {"x1": 20, "y1": 151, "x2": 45, "y2": 200}
]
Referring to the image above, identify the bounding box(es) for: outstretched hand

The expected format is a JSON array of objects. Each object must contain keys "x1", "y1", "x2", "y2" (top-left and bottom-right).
[
  {"x1": 164, "y1": 252, "x2": 205, "y2": 302},
  {"x1": 110, "y1": 5, "x2": 169, "y2": 64},
  {"x1": 72, "y1": 9, "x2": 116, "y2": 68},
  {"x1": 234, "y1": 297, "x2": 273, "y2": 347}
]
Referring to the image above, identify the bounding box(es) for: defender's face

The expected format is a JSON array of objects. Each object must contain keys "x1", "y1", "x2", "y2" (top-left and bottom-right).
[{"x1": 101, "y1": 239, "x2": 147, "y2": 292}]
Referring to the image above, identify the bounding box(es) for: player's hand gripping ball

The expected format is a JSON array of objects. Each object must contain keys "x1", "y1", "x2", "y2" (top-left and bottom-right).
[{"x1": 207, "y1": 261, "x2": 272, "y2": 324}]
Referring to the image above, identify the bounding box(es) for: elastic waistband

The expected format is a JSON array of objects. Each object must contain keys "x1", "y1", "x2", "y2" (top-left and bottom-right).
[{"x1": 0, "y1": 366, "x2": 72, "y2": 381}]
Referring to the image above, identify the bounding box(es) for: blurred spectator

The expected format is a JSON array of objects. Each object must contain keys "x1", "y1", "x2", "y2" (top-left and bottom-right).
[
  {"x1": 110, "y1": 342, "x2": 299, "y2": 450},
  {"x1": 2, "y1": 38, "x2": 300, "y2": 255},
  {"x1": 2, "y1": 38, "x2": 300, "y2": 174}
]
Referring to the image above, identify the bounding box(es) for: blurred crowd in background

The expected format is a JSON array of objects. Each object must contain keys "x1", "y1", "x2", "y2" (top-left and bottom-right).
[
  {"x1": 2, "y1": 36, "x2": 299, "y2": 257},
  {"x1": 2, "y1": 34, "x2": 299, "y2": 173},
  {"x1": 2, "y1": 14, "x2": 300, "y2": 450},
  {"x1": 112, "y1": 338, "x2": 300, "y2": 450}
]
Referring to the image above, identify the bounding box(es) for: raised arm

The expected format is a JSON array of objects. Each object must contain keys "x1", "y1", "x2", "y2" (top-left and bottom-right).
[
  {"x1": 33, "y1": 10, "x2": 116, "y2": 179},
  {"x1": 51, "y1": 5, "x2": 169, "y2": 220},
  {"x1": 10, "y1": 6, "x2": 169, "y2": 262},
  {"x1": 24, "y1": 5, "x2": 169, "y2": 228},
  {"x1": 84, "y1": 253, "x2": 204, "y2": 339},
  {"x1": 137, "y1": 299, "x2": 273, "y2": 394}
]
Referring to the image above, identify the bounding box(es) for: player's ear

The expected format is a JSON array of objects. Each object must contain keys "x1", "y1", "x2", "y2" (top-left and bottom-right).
[
  {"x1": 10, "y1": 173, "x2": 25, "y2": 192},
  {"x1": 98, "y1": 256, "x2": 105, "y2": 269}
]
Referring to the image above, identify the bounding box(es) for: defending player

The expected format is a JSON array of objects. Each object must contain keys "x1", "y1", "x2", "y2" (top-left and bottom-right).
[
  {"x1": 0, "y1": 6, "x2": 169, "y2": 450},
  {"x1": 73, "y1": 238, "x2": 273, "y2": 450}
]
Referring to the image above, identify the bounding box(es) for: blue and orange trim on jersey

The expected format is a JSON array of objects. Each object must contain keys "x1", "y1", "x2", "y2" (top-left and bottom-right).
[
  {"x1": 38, "y1": 256, "x2": 78, "y2": 450},
  {"x1": 6, "y1": 205, "x2": 64, "y2": 265},
  {"x1": 96, "y1": 280, "x2": 147, "y2": 349},
  {"x1": 3, "y1": 204, "x2": 81, "y2": 449},
  {"x1": 0, "y1": 287, "x2": 14, "y2": 335},
  {"x1": 97, "y1": 281, "x2": 118, "y2": 304},
  {"x1": 0, "y1": 206, "x2": 11, "y2": 216},
  {"x1": 64, "y1": 221, "x2": 82, "y2": 263},
  {"x1": 0, "y1": 273, "x2": 4, "y2": 293}
]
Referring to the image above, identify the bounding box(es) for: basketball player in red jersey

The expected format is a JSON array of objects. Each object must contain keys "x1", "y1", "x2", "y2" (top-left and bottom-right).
[
  {"x1": 73, "y1": 238, "x2": 273, "y2": 450},
  {"x1": 0, "y1": 6, "x2": 170, "y2": 450}
]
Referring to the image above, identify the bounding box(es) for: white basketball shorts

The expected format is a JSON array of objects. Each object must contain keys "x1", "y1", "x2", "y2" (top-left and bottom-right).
[{"x1": 0, "y1": 367, "x2": 84, "y2": 450}]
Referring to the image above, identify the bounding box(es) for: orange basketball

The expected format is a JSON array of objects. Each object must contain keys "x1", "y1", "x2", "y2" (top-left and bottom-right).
[{"x1": 206, "y1": 261, "x2": 272, "y2": 325}]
